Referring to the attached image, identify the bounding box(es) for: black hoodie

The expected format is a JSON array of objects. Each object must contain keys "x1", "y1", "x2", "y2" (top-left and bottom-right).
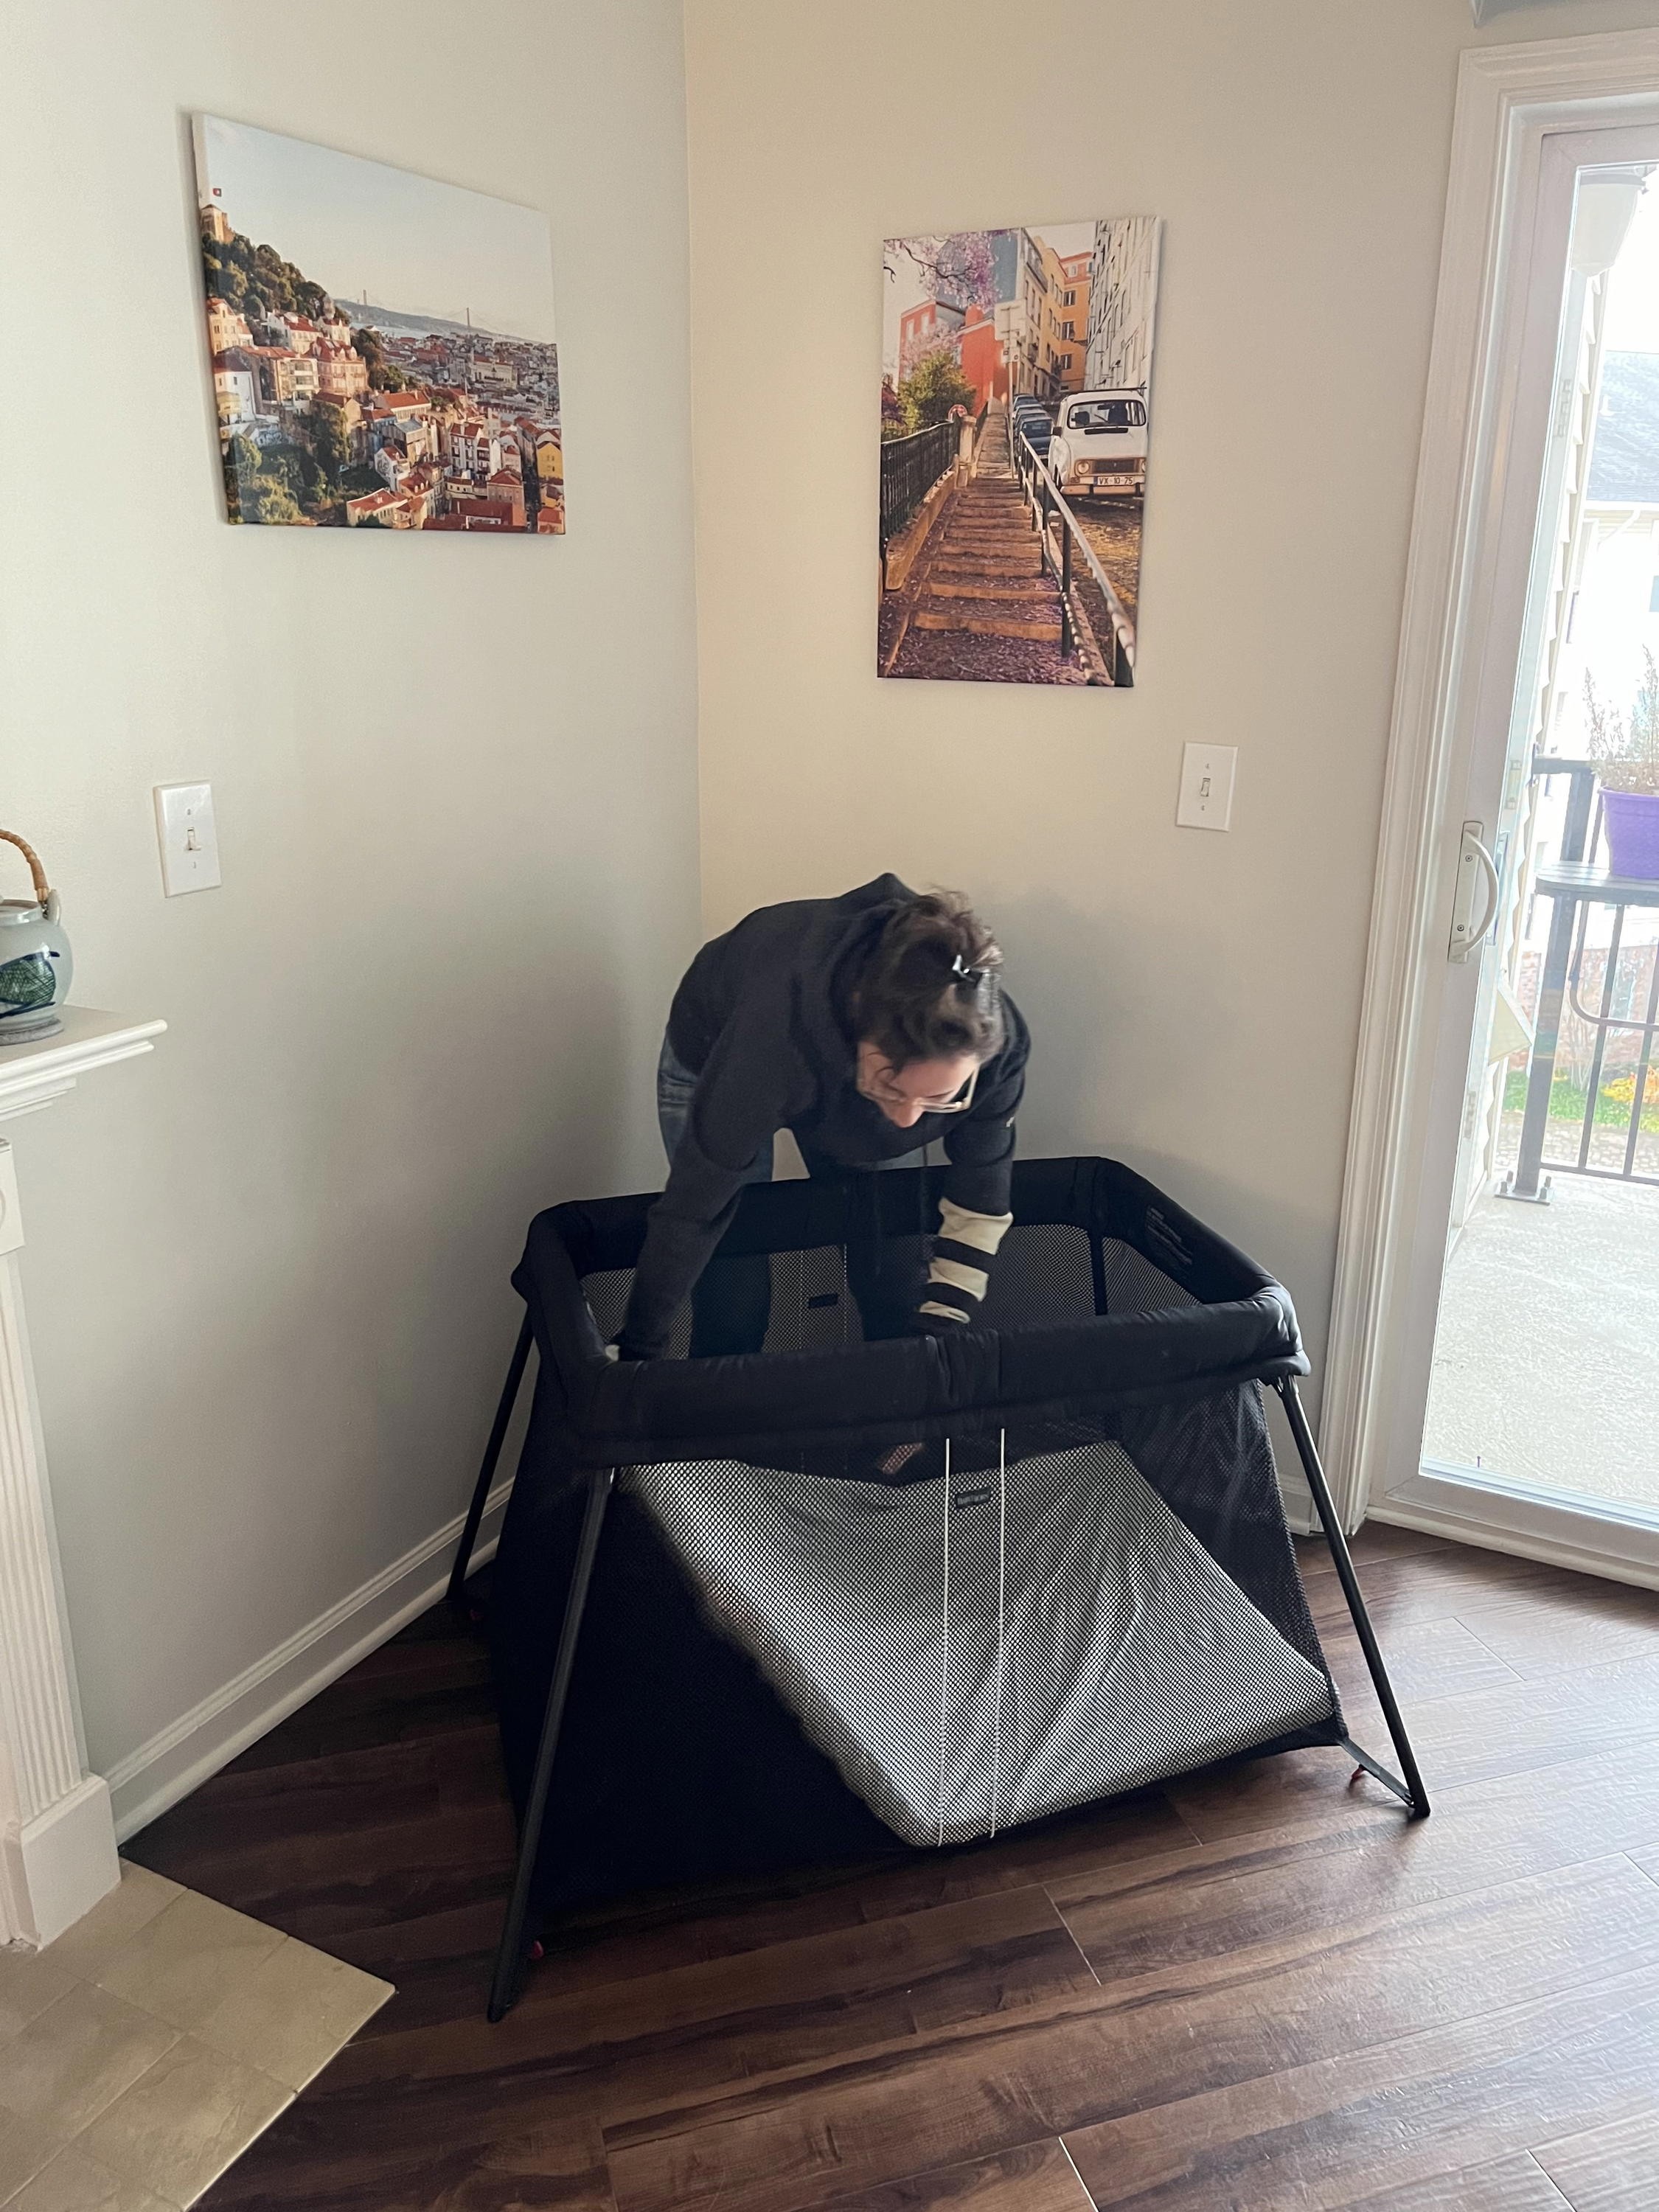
[{"x1": 619, "y1": 875, "x2": 1029, "y2": 1358}]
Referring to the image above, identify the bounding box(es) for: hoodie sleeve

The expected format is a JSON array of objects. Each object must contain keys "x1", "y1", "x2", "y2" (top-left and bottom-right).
[
  {"x1": 916, "y1": 1004, "x2": 1029, "y2": 1333},
  {"x1": 617, "y1": 1002, "x2": 792, "y2": 1359}
]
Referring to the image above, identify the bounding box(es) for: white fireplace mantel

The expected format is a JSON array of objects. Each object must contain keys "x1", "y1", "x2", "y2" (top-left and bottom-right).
[{"x1": 0, "y1": 1007, "x2": 165, "y2": 1947}]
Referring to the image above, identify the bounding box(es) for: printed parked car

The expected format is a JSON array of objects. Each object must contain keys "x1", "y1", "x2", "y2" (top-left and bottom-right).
[
  {"x1": 1047, "y1": 389, "x2": 1149, "y2": 502},
  {"x1": 1009, "y1": 398, "x2": 1054, "y2": 461}
]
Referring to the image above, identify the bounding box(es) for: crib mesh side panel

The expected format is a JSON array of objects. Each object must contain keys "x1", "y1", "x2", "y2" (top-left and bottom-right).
[
  {"x1": 582, "y1": 1242, "x2": 862, "y2": 1359},
  {"x1": 1112, "y1": 1385, "x2": 1330, "y2": 1678},
  {"x1": 629, "y1": 1413, "x2": 1338, "y2": 1851}
]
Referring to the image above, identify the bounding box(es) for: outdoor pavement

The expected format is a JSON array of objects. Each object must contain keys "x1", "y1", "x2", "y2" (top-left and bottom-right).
[{"x1": 1422, "y1": 1169, "x2": 1659, "y2": 1509}]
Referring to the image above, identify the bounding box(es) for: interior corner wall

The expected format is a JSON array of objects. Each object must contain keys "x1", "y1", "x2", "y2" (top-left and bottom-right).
[
  {"x1": 681, "y1": 0, "x2": 1659, "y2": 1399},
  {"x1": 0, "y1": 0, "x2": 700, "y2": 1790}
]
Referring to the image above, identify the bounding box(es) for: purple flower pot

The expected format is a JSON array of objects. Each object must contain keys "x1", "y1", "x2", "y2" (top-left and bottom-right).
[{"x1": 1603, "y1": 788, "x2": 1659, "y2": 881}]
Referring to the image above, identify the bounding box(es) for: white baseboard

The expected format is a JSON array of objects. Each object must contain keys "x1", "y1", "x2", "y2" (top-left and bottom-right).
[
  {"x1": 1370, "y1": 1475, "x2": 1659, "y2": 1594},
  {"x1": 106, "y1": 1481, "x2": 512, "y2": 1843},
  {"x1": 5, "y1": 1775, "x2": 121, "y2": 1947},
  {"x1": 1279, "y1": 1473, "x2": 1317, "y2": 1538}
]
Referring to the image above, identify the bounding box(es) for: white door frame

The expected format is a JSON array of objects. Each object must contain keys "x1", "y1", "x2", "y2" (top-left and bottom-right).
[{"x1": 1321, "y1": 27, "x2": 1659, "y2": 1574}]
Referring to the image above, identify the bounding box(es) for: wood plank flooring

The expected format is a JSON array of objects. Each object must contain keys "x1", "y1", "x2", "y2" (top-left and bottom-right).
[{"x1": 122, "y1": 1522, "x2": 1659, "y2": 2211}]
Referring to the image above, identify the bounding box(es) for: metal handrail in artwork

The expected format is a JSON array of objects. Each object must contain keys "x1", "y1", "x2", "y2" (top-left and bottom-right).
[{"x1": 1011, "y1": 425, "x2": 1136, "y2": 686}]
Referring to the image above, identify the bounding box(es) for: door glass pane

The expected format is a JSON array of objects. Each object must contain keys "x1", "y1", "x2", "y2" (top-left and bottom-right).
[{"x1": 1422, "y1": 160, "x2": 1659, "y2": 1513}]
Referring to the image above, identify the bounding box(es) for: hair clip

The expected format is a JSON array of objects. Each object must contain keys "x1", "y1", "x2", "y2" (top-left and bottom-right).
[{"x1": 951, "y1": 953, "x2": 996, "y2": 989}]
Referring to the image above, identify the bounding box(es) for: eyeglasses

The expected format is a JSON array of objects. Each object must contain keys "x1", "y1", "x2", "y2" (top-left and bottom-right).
[
  {"x1": 860, "y1": 1060, "x2": 980, "y2": 1116},
  {"x1": 928, "y1": 1063, "x2": 980, "y2": 1115}
]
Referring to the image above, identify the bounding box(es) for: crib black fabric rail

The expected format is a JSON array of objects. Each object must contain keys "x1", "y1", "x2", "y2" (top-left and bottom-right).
[{"x1": 514, "y1": 1156, "x2": 1309, "y2": 1467}]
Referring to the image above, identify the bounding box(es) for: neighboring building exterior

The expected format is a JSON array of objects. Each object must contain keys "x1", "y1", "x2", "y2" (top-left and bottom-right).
[
  {"x1": 483, "y1": 469, "x2": 526, "y2": 528},
  {"x1": 957, "y1": 307, "x2": 1004, "y2": 411},
  {"x1": 447, "y1": 419, "x2": 502, "y2": 480},
  {"x1": 212, "y1": 363, "x2": 257, "y2": 427},
  {"x1": 238, "y1": 348, "x2": 321, "y2": 410},
  {"x1": 898, "y1": 296, "x2": 967, "y2": 381},
  {"x1": 369, "y1": 390, "x2": 432, "y2": 425},
  {"x1": 1551, "y1": 350, "x2": 1659, "y2": 752},
  {"x1": 206, "y1": 296, "x2": 251, "y2": 353},
  {"x1": 529, "y1": 427, "x2": 563, "y2": 484},
  {"x1": 1009, "y1": 229, "x2": 1050, "y2": 398},
  {"x1": 345, "y1": 489, "x2": 412, "y2": 527},
  {"x1": 400, "y1": 467, "x2": 439, "y2": 526},
  {"x1": 315, "y1": 344, "x2": 369, "y2": 400},
  {"x1": 1037, "y1": 241, "x2": 1090, "y2": 396},
  {"x1": 366, "y1": 392, "x2": 436, "y2": 459},
  {"x1": 1052, "y1": 248, "x2": 1091, "y2": 394},
  {"x1": 1085, "y1": 216, "x2": 1161, "y2": 392},
  {"x1": 425, "y1": 512, "x2": 510, "y2": 531},
  {"x1": 990, "y1": 231, "x2": 1021, "y2": 310}
]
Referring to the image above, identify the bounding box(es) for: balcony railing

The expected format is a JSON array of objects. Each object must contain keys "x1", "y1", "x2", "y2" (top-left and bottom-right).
[
  {"x1": 879, "y1": 420, "x2": 958, "y2": 550},
  {"x1": 1505, "y1": 757, "x2": 1659, "y2": 1197}
]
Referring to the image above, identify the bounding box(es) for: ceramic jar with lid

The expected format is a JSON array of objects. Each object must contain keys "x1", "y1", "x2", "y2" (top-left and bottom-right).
[{"x1": 0, "y1": 832, "x2": 72, "y2": 1044}]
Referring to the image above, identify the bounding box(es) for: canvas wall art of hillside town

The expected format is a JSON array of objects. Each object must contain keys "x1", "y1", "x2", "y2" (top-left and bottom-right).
[
  {"x1": 879, "y1": 219, "x2": 1161, "y2": 686},
  {"x1": 192, "y1": 116, "x2": 563, "y2": 534}
]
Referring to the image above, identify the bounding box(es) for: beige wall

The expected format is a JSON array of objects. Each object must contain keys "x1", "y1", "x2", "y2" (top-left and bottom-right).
[
  {"x1": 684, "y1": 0, "x2": 1659, "y2": 1398},
  {"x1": 0, "y1": 0, "x2": 699, "y2": 1776}
]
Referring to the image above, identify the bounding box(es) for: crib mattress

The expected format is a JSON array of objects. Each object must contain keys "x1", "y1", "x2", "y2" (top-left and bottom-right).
[{"x1": 631, "y1": 1439, "x2": 1338, "y2": 1848}]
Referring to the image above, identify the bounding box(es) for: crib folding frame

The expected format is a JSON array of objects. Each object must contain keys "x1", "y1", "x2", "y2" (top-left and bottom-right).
[{"x1": 451, "y1": 1160, "x2": 1430, "y2": 2023}]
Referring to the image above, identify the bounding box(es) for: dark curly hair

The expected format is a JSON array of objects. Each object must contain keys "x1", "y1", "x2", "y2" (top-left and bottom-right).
[{"x1": 855, "y1": 890, "x2": 1005, "y2": 1071}]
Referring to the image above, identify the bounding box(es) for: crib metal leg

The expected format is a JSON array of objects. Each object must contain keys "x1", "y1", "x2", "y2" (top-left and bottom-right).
[
  {"x1": 448, "y1": 1313, "x2": 534, "y2": 1612},
  {"x1": 487, "y1": 1464, "x2": 616, "y2": 2023},
  {"x1": 1275, "y1": 1378, "x2": 1430, "y2": 1821}
]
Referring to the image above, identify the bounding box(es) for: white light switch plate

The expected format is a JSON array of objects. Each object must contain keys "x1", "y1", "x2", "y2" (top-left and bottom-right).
[
  {"x1": 154, "y1": 782, "x2": 221, "y2": 895},
  {"x1": 1176, "y1": 742, "x2": 1237, "y2": 831}
]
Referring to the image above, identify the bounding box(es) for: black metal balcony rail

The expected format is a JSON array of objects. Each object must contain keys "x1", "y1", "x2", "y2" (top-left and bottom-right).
[
  {"x1": 1562, "y1": 911, "x2": 1659, "y2": 1183},
  {"x1": 1011, "y1": 421, "x2": 1136, "y2": 688},
  {"x1": 879, "y1": 420, "x2": 958, "y2": 549},
  {"x1": 1506, "y1": 756, "x2": 1659, "y2": 1197}
]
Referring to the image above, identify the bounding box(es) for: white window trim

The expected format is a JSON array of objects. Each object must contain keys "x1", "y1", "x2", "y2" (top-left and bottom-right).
[{"x1": 1321, "y1": 27, "x2": 1659, "y2": 1537}]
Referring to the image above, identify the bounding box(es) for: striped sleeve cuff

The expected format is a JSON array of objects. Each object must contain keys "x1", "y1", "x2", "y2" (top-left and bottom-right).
[{"x1": 918, "y1": 1199, "x2": 1013, "y2": 1326}]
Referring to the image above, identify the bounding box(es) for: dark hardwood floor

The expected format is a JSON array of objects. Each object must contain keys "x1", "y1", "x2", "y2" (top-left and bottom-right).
[{"x1": 123, "y1": 1522, "x2": 1659, "y2": 2211}]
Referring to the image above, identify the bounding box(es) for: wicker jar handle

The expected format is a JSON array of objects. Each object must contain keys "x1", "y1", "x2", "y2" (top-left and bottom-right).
[{"x1": 0, "y1": 831, "x2": 53, "y2": 912}]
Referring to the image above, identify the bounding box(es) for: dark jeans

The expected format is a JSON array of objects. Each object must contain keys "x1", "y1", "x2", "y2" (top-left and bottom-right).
[{"x1": 657, "y1": 1032, "x2": 924, "y2": 1357}]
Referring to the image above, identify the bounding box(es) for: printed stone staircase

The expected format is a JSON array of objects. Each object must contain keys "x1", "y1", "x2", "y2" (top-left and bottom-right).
[
  {"x1": 908, "y1": 423, "x2": 1062, "y2": 646},
  {"x1": 886, "y1": 404, "x2": 1086, "y2": 684}
]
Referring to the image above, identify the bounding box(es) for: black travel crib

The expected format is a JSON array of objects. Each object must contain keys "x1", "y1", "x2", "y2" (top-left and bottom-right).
[{"x1": 453, "y1": 1155, "x2": 1428, "y2": 2019}]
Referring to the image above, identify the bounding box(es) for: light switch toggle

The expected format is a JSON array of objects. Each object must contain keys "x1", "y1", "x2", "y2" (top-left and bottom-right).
[
  {"x1": 154, "y1": 783, "x2": 222, "y2": 896},
  {"x1": 1176, "y1": 743, "x2": 1237, "y2": 831}
]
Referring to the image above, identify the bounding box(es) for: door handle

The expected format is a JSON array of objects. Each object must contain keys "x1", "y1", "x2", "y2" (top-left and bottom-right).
[{"x1": 1449, "y1": 821, "x2": 1500, "y2": 963}]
